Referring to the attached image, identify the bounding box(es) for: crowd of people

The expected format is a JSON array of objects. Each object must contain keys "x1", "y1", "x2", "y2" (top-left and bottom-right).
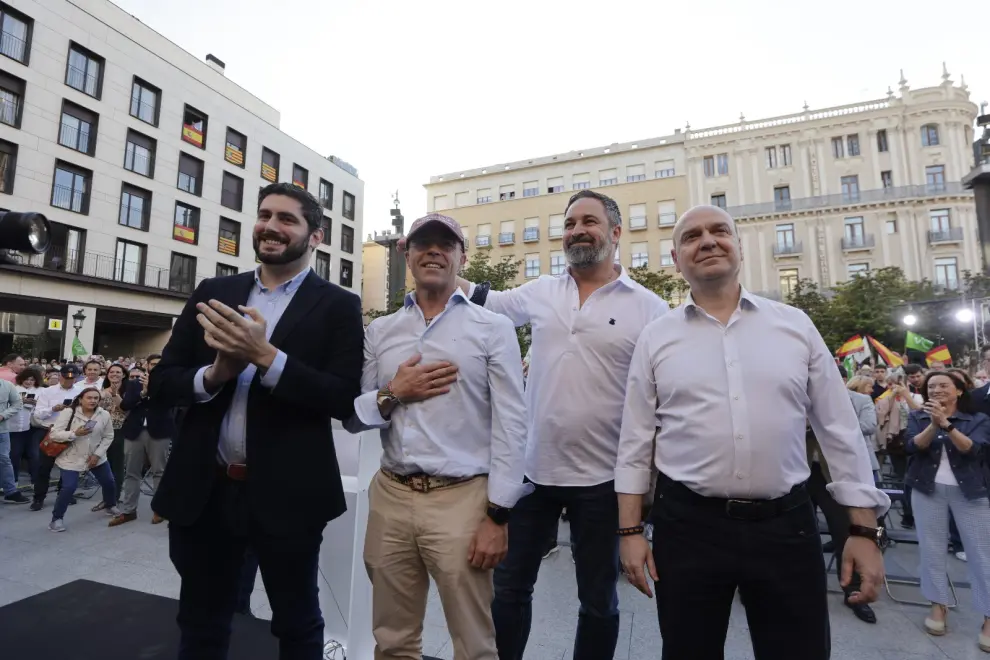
[
  {"x1": 3, "y1": 182, "x2": 990, "y2": 660},
  {"x1": 0, "y1": 352, "x2": 171, "y2": 530}
]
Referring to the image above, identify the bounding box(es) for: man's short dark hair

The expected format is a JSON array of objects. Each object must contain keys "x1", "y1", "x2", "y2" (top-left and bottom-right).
[
  {"x1": 837, "y1": 364, "x2": 848, "y2": 380},
  {"x1": 258, "y1": 182, "x2": 323, "y2": 231},
  {"x1": 146, "y1": 353, "x2": 162, "y2": 362},
  {"x1": 904, "y1": 363, "x2": 923, "y2": 376},
  {"x1": 566, "y1": 190, "x2": 622, "y2": 229},
  {"x1": 2, "y1": 353, "x2": 19, "y2": 366},
  {"x1": 874, "y1": 364, "x2": 887, "y2": 370}
]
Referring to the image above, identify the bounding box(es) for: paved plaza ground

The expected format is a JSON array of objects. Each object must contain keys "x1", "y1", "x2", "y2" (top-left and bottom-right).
[{"x1": 1, "y1": 492, "x2": 988, "y2": 660}]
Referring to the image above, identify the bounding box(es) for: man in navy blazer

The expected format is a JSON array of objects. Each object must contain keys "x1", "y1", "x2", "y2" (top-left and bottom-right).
[{"x1": 149, "y1": 183, "x2": 364, "y2": 660}]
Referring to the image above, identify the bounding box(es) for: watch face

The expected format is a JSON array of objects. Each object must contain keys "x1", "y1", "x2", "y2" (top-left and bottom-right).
[{"x1": 876, "y1": 526, "x2": 890, "y2": 550}]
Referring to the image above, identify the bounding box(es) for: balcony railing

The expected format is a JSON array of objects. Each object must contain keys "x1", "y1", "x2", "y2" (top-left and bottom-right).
[
  {"x1": 130, "y1": 98, "x2": 156, "y2": 124},
  {"x1": 0, "y1": 95, "x2": 19, "y2": 126},
  {"x1": 841, "y1": 234, "x2": 875, "y2": 251},
  {"x1": 523, "y1": 188, "x2": 539, "y2": 197},
  {"x1": 773, "y1": 241, "x2": 803, "y2": 257},
  {"x1": 51, "y1": 184, "x2": 87, "y2": 213},
  {"x1": 656, "y1": 169, "x2": 676, "y2": 178},
  {"x1": 928, "y1": 226, "x2": 964, "y2": 244},
  {"x1": 0, "y1": 30, "x2": 27, "y2": 63},
  {"x1": 498, "y1": 232, "x2": 515, "y2": 245},
  {"x1": 658, "y1": 213, "x2": 677, "y2": 227},
  {"x1": 499, "y1": 192, "x2": 515, "y2": 201},
  {"x1": 125, "y1": 150, "x2": 152, "y2": 176},
  {"x1": 523, "y1": 227, "x2": 539, "y2": 242},
  {"x1": 66, "y1": 65, "x2": 99, "y2": 97},
  {"x1": 629, "y1": 216, "x2": 648, "y2": 230},
  {"x1": 59, "y1": 122, "x2": 91, "y2": 154},
  {"x1": 726, "y1": 182, "x2": 970, "y2": 219},
  {"x1": 548, "y1": 226, "x2": 563, "y2": 239},
  {"x1": 476, "y1": 235, "x2": 491, "y2": 247},
  {"x1": 3, "y1": 245, "x2": 205, "y2": 294}
]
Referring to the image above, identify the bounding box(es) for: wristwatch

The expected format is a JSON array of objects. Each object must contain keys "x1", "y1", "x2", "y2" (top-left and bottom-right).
[
  {"x1": 942, "y1": 422, "x2": 955, "y2": 433},
  {"x1": 486, "y1": 503, "x2": 511, "y2": 525},
  {"x1": 849, "y1": 524, "x2": 889, "y2": 550},
  {"x1": 376, "y1": 382, "x2": 401, "y2": 419}
]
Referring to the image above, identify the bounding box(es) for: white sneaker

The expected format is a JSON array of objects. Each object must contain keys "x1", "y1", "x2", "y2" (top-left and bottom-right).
[
  {"x1": 106, "y1": 506, "x2": 122, "y2": 517},
  {"x1": 49, "y1": 519, "x2": 66, "y2": 533},
  {"x1": 955, "y1": 551, "x2": 967, "y2": 562}
]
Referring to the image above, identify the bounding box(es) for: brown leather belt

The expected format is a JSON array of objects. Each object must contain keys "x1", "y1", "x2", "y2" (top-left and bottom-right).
[
  {"x1": 381, "y1": 469, "x2": 479, "y2": 493},
  {"x1": 217, "y1": 462, "x2": 248, "y2": 481}
]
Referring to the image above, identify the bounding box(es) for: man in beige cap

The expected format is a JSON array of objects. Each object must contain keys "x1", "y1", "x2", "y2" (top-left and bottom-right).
[{"x1": 349, "y1": 213, "x2": 529, "y2": 659}]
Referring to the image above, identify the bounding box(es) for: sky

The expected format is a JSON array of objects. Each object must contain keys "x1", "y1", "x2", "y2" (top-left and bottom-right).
[{"x1": 112, "y1": 0, "x2": 987, "y2": 238}]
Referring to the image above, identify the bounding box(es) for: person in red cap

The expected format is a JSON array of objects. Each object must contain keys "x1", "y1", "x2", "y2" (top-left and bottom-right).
[{"x1": 348, "y1": 212, "x2": 529, "y2": 659}]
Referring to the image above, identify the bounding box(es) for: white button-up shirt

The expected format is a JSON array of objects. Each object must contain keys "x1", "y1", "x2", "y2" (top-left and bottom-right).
[
  {"x1": 473, "y1": 267, "x2": 669, "y2": 487},
  {"x1": 615, "y1": 288, "x2": 890, "y2": 515},
  {"x1": 32, "y1": 381, "x2": 88, "y2": 428},
  {"x1": 350, "y1": 290, "x2": 530, "y2": 508}
]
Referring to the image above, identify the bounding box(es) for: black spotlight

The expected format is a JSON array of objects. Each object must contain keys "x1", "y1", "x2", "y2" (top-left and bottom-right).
[{"x1": 0, "y1": 210, "x2": 51, "y2": 253}]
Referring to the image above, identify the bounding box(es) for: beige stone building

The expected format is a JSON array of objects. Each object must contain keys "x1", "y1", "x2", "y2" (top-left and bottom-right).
[
  {"x1": 688, "y1": 70, "x2": 977, "y2": 299},
  {"x1": 423, "y1": 136, "x2": 691, "y2": 289},
  {"x1": 361, "y1": 236, "x2": 388, "y2": 318},
  {"x1": 421, "y1": 68, "x2": 977, "y2": 302}
]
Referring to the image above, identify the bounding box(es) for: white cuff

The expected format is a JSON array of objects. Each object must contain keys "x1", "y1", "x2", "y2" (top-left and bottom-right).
[{"x1": 614, "y1": 468, "x2": 652, "y2": 494}]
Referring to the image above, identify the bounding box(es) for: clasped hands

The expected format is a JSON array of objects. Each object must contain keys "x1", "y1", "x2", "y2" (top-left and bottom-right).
[{"x1": 196, "y1": 300, "x2": 276, "y2": 383}]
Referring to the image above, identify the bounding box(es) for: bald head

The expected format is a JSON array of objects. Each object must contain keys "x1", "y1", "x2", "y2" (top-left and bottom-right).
[{"x1": 672, "y1": 205, "x2": 738, "y2": 247}]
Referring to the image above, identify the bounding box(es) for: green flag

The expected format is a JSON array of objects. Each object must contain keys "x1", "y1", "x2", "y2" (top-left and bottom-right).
[
  {"x1": 906, "y1": 331, "x2": 934, "y2": 353},
  {"x1": 842, "y1": 355, "x2": 856, "y2": 378},
  {"x1": 71, "y1": 336, "x2": 87, "y2": 358}
]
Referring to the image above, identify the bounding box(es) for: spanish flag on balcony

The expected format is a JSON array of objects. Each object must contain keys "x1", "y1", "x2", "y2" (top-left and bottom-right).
[
  {"x1": 868, "y1": 336, "x2": 904, "y2": 367},
  {"x1": 926, "y1": 345, "x2": 952, "y2": 366},
  {"x1": 836, "y1": 335, "x2": 867, "y2": 358}
]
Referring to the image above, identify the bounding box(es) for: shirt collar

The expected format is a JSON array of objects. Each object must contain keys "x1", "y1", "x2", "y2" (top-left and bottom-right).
[
  {"x1": 404, "y1": 288, "x2": 469, "y2": 310},
  {"x1": 253, "y1": 266, "x2": 310, "y2": 294},
  {"x1": 565, "y1": 264, "x2": 635, "y2": 290},
  {"x1": 683, "y1": 285, "x2": 760, "y2": 315}
]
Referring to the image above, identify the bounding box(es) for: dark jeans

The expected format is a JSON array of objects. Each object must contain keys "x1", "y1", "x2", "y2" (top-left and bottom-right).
[
  {"x1": 807, "y1": 462, "x2": 861, "y2": 597},
  {"x1": 237, "y1": 546, "x2": 260, "y2": 614},
  {"x1": 33, "y1": 451, "x2": 58, "y2": 503},
  {"x1": 492, "y1": 480, "x2": 619, "y2": 660},
  {"x1": 106, "y1": 428, "x2": 125, "y2": 500},
  {"x1": 8, "y1": 427, "x2": 42, "y2": 485},
  {"x1": 651, "y1": 473, "x2": 829, "y2": 660},
  {"x1": 53, "y1": 462, "x2": 116, "y2": 520},
  {"x1": 168, "y1": 472, "x2": 326, "y2": 660}
]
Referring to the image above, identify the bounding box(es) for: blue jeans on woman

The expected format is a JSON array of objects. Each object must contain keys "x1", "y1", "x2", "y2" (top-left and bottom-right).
[
  {"x1": 53, "y1": 461, "x2": 116, "y2": 521},
  {"x1": 9, "y1": 428, "x2": 42, "y2": 485}
]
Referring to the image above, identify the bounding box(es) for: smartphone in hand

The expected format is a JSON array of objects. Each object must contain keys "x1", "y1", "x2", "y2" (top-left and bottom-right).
[
  {"x1": 83, "y1": 419, "x2": 97, "y2": 431},
  {"x1": 62, "y1": 399, "x2": 72, "y2": 406}
]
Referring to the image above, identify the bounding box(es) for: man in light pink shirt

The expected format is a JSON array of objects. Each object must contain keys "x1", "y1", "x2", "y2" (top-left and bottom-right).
[{"x1": 0, "y1": 354, "x2": 25, "y2": 383}]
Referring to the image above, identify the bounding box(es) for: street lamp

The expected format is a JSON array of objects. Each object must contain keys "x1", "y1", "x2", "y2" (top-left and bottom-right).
[
  {"x1": 903, "y1": 313, "x2": 918, "y2": 326},
  {"x1": 955, "y1": 307, "x2": 974, "y2": 323},
  {"x1": 71, "y1": 308, "x2": 86, "y2": 338}
]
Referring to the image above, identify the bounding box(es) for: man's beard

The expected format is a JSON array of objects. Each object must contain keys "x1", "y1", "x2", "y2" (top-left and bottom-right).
[
  {"x1": 565, "y1": 236, "x2": 612, "y2": 269},
  {"x1": 253, "y1": 233, "x2": 310, "y2": 265}
]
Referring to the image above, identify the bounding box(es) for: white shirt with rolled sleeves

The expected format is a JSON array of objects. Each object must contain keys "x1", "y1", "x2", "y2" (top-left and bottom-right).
[
  {"x1": 615, "y1": 288, "x2": 890, "y2": 516},
  {"x1": 470, "y1": 267, "x2": 669, "y2": 487},
  {"x1": 348, "y1": 289, "x2": 530, "y2": 509}
]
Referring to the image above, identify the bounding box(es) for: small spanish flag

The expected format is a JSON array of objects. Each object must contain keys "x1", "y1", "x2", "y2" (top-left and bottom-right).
[
  {"x1": 836, "y1": 335, "x2": 867, "y2": 357},
  {"x1": 868, "y1": 336, "x2": 904, "y2": 367},
  {"x1": 926, "y1": 345, "x2": 952, "y2": 366}
]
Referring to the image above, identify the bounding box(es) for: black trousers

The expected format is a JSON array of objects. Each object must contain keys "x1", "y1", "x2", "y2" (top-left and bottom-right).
[
  {"x1": 33, "y1": 452, "x2": 58, "y2": 502},
  {"x1": 168, "y1": 472, "x2": 326, "y2": 660},
  {"x1": 651, "y1": 474, "x2": 830, "y2": 660},
  {"x1": 807, "y1": 462, "x2": 860, "y2": 596}
]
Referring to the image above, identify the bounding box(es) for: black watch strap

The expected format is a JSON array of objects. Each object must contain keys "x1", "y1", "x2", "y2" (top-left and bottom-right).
[
  {"x1": 486, "y1": 503, "x2": 510, "y2": 525},
  {"x1": 944, "y1": 422, "x2": 955, "y2": 433},
  {"x1": 470, "y1": 281, "x2": 491, "y2": 306},
  {"x1": 849, "y1": 524, "x2": 888, "y2": 549}
]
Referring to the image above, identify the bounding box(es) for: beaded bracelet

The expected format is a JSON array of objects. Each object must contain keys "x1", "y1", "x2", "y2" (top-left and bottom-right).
[{"x1": 616, "y1": 525, "x2": 645, "y2": 537}]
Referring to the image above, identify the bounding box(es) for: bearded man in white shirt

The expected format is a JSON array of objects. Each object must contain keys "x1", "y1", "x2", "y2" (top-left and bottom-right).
[
  {"x1": 351, "y1": 213, "x2": 529, "y2": 659},
  {"x1": 615, "y1": 205, "x2": 890, "y2": 660},
  {"x1": 455, "y1": 190, "x2": 669, "y2": 660}
]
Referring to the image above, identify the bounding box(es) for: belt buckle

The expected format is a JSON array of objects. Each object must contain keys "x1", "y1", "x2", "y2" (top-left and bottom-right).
[
  {"x1": 226, "y1": 463, "x2": 247, "y2": 481},
  {"x1": 725, "y1": 499, "x2": 757, "y2": 521},
  {"x1": 410, "y1": 474, "x2": 429, "y2": 493}
]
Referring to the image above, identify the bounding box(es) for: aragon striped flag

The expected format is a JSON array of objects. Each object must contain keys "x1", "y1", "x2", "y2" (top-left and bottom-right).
[
  {"x1": 867, "y1": 336, "x2": 905, "y2": 367},
  {"x1": 836, "y1": 335, "x2": 867, "y2": 358}
]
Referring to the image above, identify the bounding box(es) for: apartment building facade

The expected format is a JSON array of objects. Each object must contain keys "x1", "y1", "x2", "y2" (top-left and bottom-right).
[
  {"x1": 422, "y1": 71, "x2": 976, "y2": 302},
  {"x1": 423, "y1": 135, "x2": 690, "y2": 289},
  {"x1": 688, "y1": 71, "x2": 977, "y2": 299},
  {"x1": 0, "y1": 0, "x2": 362, "y2": 360}
]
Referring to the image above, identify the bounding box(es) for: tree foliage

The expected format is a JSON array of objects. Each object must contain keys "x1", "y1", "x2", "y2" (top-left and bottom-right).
[
  {"x1": 785, "y1": 266, "x2": 988, "y2": 363},
  {"x1": 626, "y1": 267, "x2": 690, "y2": 303}
]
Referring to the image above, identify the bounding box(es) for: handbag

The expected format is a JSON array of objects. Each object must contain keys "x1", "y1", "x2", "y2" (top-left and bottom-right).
[{"x1": 39, "y1": 410, "x2": 75, "y2": 458}]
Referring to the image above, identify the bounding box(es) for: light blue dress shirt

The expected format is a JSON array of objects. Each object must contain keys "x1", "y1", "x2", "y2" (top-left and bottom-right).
[
  {"x1": 193, "y1": 267, "x2": 310, "y2": 465},
  {"x1": 349, "y1": 289, "x2": 531, "y2": 508}
]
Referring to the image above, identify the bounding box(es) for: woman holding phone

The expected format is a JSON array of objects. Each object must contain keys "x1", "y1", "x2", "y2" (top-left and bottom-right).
[
  {"x1": 47, "y1": 387, "x2": 119, "y2": 532},
  {"x1": 97, "y1": 363, "x2": 128, "y2": 504},
  {"x1": 8, "y1": 367, "x2": 44, "y2": 491}
]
